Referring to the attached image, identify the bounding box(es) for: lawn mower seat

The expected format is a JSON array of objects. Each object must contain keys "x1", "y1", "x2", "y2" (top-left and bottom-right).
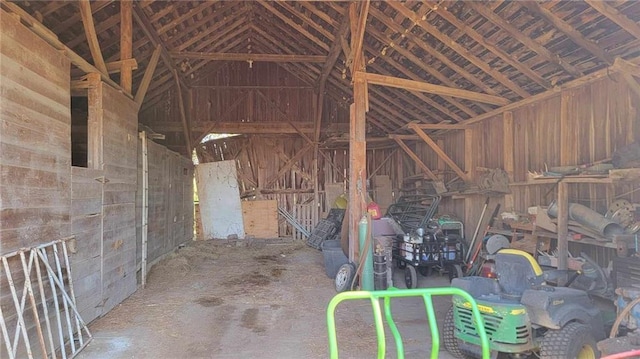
[{"x1": 495, "y1": 249, "x2": 544, "y2": 300}]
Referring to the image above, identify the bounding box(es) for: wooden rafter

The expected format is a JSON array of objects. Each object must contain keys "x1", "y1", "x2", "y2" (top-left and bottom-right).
[
  {"x1": 585, "y1": 1, "x2": 640, "y2": 41},
  {"x1": 364, "y1": 52, "x2": 466, "y2": 122},
  {"x1": 358, "y1": 72, "x2": 510, "y2": 106},
  {"x1": 141, "y1": 22, "x2": 251, "y2": 110},
  {"x1": 78, "y1": 0, "x2": 108, "y2": 75},
  {"x1": 388, "y1": 2, "x2": 531, "y2": 98},
  {"x1": 174, "y1": 6, "x2": 251, "y2": 51},
  {"x1": 467, "y1": 2, "x2": 582, "y2": 78},
  {"x1": 425, "y1": 1, "x2": 550, "y2": 90},
  {"x1": 368, "y1": 6, "x2": 500, "y2": 98},
  {"x1": 132, "y1": 3, "x2": 189, "y2": 89},
  {"x1": 170, "y1": 52, "x2": 327, "y2": 63},
  {"x1": 408, "y1": 123, "x2": 469, "y2": 182},
  {"x1": 522, "y1": 2, "x2": 614, "y2": 65},
  {"x1": 256, "y1": 0, "x2": 330, "y2": 52},
  {"x1": 53, "y1": 1, "x2": 111, "y2": 37},
  {"x1": 365, "y1": 25, "x2": 485, "y2": 117}
]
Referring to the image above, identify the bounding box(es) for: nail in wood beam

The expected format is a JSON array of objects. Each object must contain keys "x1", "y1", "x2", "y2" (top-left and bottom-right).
[
  {"x1": 135, "y1": 45, "x2": 161, "y2": 108},
  {"x1": 358, "y1": 72, "x2": 510, "y2": 106},
  {"x1": 78, "y1": 0, "x2": 108, "y2": 75},
  {"x1": 120, "y1": 0, "x2": 133, "y2": 93},
  {"x1": 409, "y1": 123, "x2": 470, "y2": 182},
  {"x1": 173, "y1": 69, "x2": 192, "y2": 156}
]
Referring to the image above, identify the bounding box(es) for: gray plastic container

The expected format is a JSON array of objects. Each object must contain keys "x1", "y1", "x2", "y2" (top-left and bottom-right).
[{"x1": 321, "y1": 240, "x2": 349, "y2": 279}]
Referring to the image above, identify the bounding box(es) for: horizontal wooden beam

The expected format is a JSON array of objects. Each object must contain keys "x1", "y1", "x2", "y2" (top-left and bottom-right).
[
  {"x1": 356, "y1": 72, "x2": 510, "y2": 106},
  {"x1": 190, "y1": 85, "x2": 313, "y2": 89},
  {"x1": 105, "y1": 59, "x2": 138, "y2": 74},
  {"x1": 464, "y1": 57, "x2": 640, "y2": 126},
  {"x1": 411, "y1": 123, "x2": 469, "y2": 130},
  {"x1": 152, "y1": 121, "x2": 317, "y2": 134},
  {"x1": 170, "y1": 52, "x2": 327, "y2": 63}
]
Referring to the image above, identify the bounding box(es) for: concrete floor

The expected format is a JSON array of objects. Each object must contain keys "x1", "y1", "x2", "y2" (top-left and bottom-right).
[{"x1": 76, "y1": 239, "x2": 457, "y2": 359}]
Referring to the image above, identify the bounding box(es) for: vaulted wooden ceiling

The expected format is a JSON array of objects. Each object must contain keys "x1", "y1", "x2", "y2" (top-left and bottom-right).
[{"x1": 7, "y1": 0, "x2": 640, "y2": 136}]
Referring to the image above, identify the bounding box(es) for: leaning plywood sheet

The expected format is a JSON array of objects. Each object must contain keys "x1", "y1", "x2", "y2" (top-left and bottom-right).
[
  {"x1": 196, "y1": 161, "x2": 245, "y2": 239},
  {"x1": 242, "y1": 200, "x2": 278, "y2": 238}
]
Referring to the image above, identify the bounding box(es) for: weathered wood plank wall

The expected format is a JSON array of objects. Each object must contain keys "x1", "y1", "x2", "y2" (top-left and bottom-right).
[
  {"x1": 0, "y1": 13, "x2": 71, "y2": 254},
  {"x1": 0, "y1": 13, "x2": 72, "y2": 358},
  {"x1": 419, "y1": 73, "x2": 639, "y2": 248},
  {"x1": 1, "y1": 14, "x2": 194, "y2": 354},
  {"x1": 136, "y1": 140, "x2": 194, "y2": 268},
  {"x1": 100, "y1": 82, "x2": 139, "y2": 314}
]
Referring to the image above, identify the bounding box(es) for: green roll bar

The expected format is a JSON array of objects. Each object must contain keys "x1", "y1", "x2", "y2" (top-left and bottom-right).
[{"x1": 326, "y1": 287, "x2": 490, "y2": 359}]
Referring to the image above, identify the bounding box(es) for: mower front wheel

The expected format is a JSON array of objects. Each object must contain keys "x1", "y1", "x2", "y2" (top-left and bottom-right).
[
  {"x1": 443, "y1": 306, "x2": 474, "y2": 359},
  {"x1": 404, "y1": 266, "x2": 417, "y2": 289},
  {"x1": 540, "y1": 322, "x2": 598, "y2": 359}
]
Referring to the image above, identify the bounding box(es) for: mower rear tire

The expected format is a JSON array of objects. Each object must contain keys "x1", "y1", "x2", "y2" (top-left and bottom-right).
[
  {"x1": 448, "y1": 264, "x2": 463, "y2": 282},
  {"x1": 540, "y1": 322, "x2": 598, "y2": 359},
  {"x1": 443, "y1": 306, "x2": 474, "y2": 359},
  {"x1": 404, "y1": 266, "x2": 417, "y2": 289}
]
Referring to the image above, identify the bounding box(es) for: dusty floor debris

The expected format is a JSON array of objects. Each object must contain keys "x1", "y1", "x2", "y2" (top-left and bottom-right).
[{"x1": 77, "y1": 238, "x2": 456, "y2": 358}]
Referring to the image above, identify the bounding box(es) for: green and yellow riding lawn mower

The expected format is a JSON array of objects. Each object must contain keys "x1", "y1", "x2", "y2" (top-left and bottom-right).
[{"x1": 444, "y1": 249, "x2": 605, "y2": 359}]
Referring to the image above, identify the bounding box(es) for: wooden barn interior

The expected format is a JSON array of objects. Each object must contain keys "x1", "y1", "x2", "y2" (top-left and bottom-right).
[{"x1": 2, "y1": 0, "x2": 640, "y2": 357}]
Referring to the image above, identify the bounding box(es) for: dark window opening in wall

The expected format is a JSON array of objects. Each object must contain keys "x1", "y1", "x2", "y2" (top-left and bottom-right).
[{"x1": 71, "y1": 96, "x2": 89, "y2": 167}]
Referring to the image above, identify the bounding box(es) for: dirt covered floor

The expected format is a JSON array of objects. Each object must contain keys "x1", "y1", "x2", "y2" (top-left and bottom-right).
[{"x1": 77, "y1": 238, "x2": 456, "y2": 358}]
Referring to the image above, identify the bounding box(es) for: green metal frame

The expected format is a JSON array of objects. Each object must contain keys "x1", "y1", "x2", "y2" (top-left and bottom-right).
[{"x1": 326, "y1": 287, "x2": 490, "y2": 359}]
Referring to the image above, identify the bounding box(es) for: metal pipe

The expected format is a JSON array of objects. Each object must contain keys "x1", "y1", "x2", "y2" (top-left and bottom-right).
[
  {"x1": 52, "y1": 244, "x2": 76, "y2": 353},
  {"x1": 548, "y1": 201, "x2": 624, "y2": 237},
  {"x1": 62, "y1": 241, "x2": 84, "y2": 347}
]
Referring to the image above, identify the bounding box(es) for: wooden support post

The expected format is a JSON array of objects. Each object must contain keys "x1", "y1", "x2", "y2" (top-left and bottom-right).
[
  {"x1": 120, "y1": 0, "x2": 133, "y2": 93},
  {"x1": 464, "y1": 128, "x2": 477, "y2": 240},
  {"x1": 503, "y1": 112, "x2": 515, "y2": 210},
  {"x1": 557, "y1": 181, "x2": 569, "y2": 271},
  {"x1": 560, "y1": 90, "x2": 574, "y2": 166},
  {"x1": 174, "y1": 69, "x2": 192, "y2": 157},
  {"x1": 349, "y1": 77, "x2": 368, "y2": 261}
]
